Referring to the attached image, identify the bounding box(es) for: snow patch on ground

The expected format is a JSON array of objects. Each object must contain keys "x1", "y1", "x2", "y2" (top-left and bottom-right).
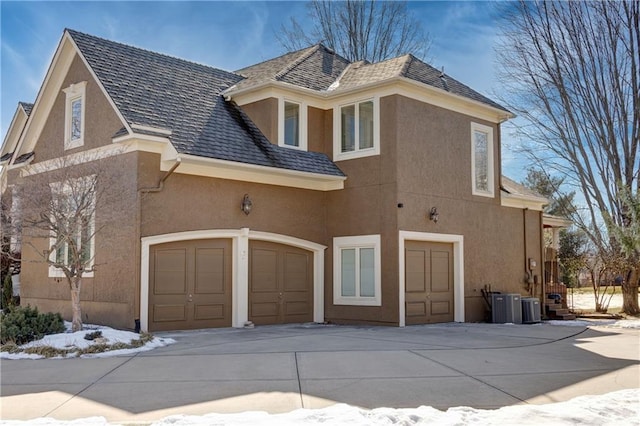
[
  {"x1": 1, "y1": 388, "x2": 638, "y2": 426},
  {"x1": 546, "y1": 319, "x2": 640, "y2": 329},
  {"x1": 0, "y1": 322, "x2": 175, "y2": 359}
]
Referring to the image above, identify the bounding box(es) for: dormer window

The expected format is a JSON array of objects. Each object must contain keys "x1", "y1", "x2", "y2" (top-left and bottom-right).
[
  {"x1": 278, "y1": 98, "x2": 307, "y2": 150},
  {"x1": 63, "y1": 82, "x2": 87, "y2": 150},
  {"x1": 333, "y1": 97, "x2": 379, "y2": 161}
]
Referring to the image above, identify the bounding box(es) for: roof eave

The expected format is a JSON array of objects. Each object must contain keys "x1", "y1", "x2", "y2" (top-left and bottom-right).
[
  {"x1": 174, "y1": 153, "x2": 346, "y2": 191},
  {"x1": 500, "y1": 190, "x2": 547, "y2": 211}
]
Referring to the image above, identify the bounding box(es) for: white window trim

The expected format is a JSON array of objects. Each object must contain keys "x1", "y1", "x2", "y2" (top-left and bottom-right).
[
  {"x1": 48, "y1": 176, "x2": 95, "y2": 278},
  {"x1": 471, "y1": 122, "x2": 494, "y2": 198},
  {"x1": 63, "y1": 81, "x2": 87, "y2": 150},
  {"x1": 278, "y1": 97, "x2": 308, "y2": 151},
  {"x1": 333, "y1": 97, "x2": 380, "y2": 161},
  {"x1": 333, "y1": 234, "x2": 381, "y2": 306}
]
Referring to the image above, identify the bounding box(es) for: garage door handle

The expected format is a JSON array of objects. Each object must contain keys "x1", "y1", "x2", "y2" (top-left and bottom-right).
[{"x1": 188, "y1": 294, "x2": 193, "y2": 302}]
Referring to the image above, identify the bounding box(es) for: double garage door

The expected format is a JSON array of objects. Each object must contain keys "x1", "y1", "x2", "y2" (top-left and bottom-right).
[{"x1": 149, "y1": 239, "x2": 313, "y2": 331}]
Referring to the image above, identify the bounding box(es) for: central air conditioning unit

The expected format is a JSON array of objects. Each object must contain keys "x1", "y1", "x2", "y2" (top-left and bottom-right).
[
  {"x1": 521, "y1": 297, "x2": 541, "y2": 323},
  {"x1": 492, "y1": 293, "x2": 523, "y2": 324}
]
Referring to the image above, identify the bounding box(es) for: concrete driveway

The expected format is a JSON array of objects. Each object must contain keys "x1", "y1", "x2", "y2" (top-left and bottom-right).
[{"x1": 1, "y1": 322, "x2": 639, "y2": 424}]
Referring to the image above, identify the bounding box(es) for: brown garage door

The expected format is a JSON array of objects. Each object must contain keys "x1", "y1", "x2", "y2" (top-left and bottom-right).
[
  {"x1": 249, "y1": 240, "x2": 313, "y2": 325},
  {"x1": 405, "y1": 241, "x2": 454, "y2": 325},
  {"x1": 149, "y1": 239, "x2": 232, "y2": 331}
]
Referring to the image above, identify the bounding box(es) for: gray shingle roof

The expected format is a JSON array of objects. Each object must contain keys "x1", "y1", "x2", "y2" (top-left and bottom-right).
[
  {"x1": 67, "y1": 29, "x2": 344, "y2": 178},
  {"x1": 233, "y1": 44, "x2": 508, "y2": 113},
  {"x1": 234, "y1": 44, "x2": 350, "y2": 92},
  {"x1": 19, "y1": 102, "x2": 34, "y2": 116}
]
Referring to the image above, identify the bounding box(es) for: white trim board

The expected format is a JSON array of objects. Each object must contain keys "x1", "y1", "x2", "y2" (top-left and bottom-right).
[
  {"x1": 398, "y1": 230, "x2": 465, "y2": 326},
  {"x1": 140, "y1": 228, "x2": 326, "y2": 331}
]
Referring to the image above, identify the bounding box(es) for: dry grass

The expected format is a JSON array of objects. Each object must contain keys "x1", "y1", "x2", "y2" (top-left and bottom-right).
[{"x1": 1, "y1": 333, "x2": 156, "y2": 358}]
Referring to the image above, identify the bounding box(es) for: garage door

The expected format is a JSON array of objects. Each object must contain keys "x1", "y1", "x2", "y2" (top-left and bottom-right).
[
  {"x1": 249, "y1": 240, "x2": 313, "y2": 325},
  {"x1": 405, "y1": 241, "x2": 454, "y2": 325},
  {"x1": 149, "y1": 239, "x2": 232, "y2": 331}
]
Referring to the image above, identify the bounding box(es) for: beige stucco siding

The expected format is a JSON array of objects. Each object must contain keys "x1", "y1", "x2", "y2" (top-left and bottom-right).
[
  {"x1": 33, "y1": 54, "x2": 124, "y2": 163},
  {"x1": 20, "y1": 152, "x2": 141, "y2": 330},
  {"x1": 241, "y1": 98, "x2": 278, "y2": 144},
  {"x1": 324, "y1": 96, "x2": 400, "y2": 325},
  {"x1": 392, "y1": 94, "x2": 543, "y2": 322},
  {"x1": 139, "y1": 153, "x2": 327, "y2": 244}
]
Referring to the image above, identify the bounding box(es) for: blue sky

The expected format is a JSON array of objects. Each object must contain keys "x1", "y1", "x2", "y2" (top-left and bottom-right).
[{"x1": 0, "y1": 0, "x2": 525, "y2": 178}]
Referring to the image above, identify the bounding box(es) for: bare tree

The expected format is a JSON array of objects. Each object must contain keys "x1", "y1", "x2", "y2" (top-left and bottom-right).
[
  {"x1": 277, "y1": 0, "x2": 430, "y2": 62},
  {"x1": 6, "y1": 154, "x2": 124, "y2": 331},
  {"x1": 497, "y1": 1, "x2": 640, "y2": 314}
]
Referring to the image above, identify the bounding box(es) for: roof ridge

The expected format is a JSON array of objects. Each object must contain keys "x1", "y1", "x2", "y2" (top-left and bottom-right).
[
  {"x1": 398, "y1": 54, "x2": 414, "y2": 77},
  {"x1": 235, "y1": 44, "x2": 317, "y2": 75},
  {"x1": 274, "y1": 44, "x2": 323, "y2": 81},
  {"x1": 65, "y1": 28, "x2": 239, "y2": 77},
  {"x1": 327, "y1": 60, "x2": 356, "y2": 91}
]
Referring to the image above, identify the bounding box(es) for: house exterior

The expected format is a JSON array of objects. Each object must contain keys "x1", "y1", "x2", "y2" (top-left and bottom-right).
[{"x1": 0, "y1": 29, "x2": 548, "y2": 332}]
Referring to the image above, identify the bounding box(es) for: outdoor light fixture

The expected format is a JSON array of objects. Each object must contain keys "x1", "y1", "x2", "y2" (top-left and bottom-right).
[
  {"x1": 429, "y1": 207, "x2": 439, "y2": 223},
  {"x1": 241, "y1": 194, "x2": 252, "y2": 215}
]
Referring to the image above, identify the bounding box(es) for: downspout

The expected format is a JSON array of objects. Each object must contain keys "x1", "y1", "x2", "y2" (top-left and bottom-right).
[
  {"x1": 139, "y1": 157, "x2": 181, "y2": 194},
  {"x1": 523, "y1": 208, "x2": 533, "y2": 293},
  {"x1": 135, "y1": 157, "x2": 180, "y2": 332},
  {"x1": 540, "y1": 210, "x2": 546, "y2": 317}
]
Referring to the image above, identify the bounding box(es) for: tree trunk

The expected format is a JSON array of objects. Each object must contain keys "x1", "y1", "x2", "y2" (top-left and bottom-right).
[
  {"x1": 622, "y1": 268, "x2": 639, "y2": 315},
  {"x1": 71, "y1": 278, "x2": 82, "y2": 332}
]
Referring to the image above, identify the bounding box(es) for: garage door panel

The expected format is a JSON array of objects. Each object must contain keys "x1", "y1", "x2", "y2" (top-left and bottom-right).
[
  {"x1": 405, "y1": 250, "x2": 426, "y2": 293},
  {"x1": 406, "y1": 301, "x2": 427, "y2": 317},
  {"x1": 431, "y1": 301, "x2": 451, "y2": 315},
  {"x1": 283, "y1": 252, "x2": 308, "y2": 291},
  {"x1": 154, "y1": 249, "x2": 187, "y2": 295},
  {"x1": 194, "y1": 303, "x2": 225, "y2": 320},
  {"x1": 195, "y1": 248, "x2": 225, "y2": 294},
  {"x1": 251, "y1": 249, "x2": 279, "y2": 292},
  {"x1": 284, "y1": 301, "x2": 308, "y2": 316},
  {"x1": 153, "y1": 304, "x2": 186, "y2": 322},
  {"x1": 251, "y1": 301, "x2": 279, "y2": 318},
  {"x1": 431, "y1": 251, "x2": 451, "y2": 293}
]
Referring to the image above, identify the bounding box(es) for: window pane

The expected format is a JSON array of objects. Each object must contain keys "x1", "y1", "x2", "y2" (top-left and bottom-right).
[
  {"x1": 80, "y1": 215, "x2": 92, "y2": 264},
  {"x1": 359, "y1": 248, "x2": 375, "y2": 297},
  {"x1": 359, "y1": 101, "x2": 374, "y2": 149},
  {"x1": 341, "y1": 105, "x2": 355, "y2": 152},
  {"x1": 474, "y1": 130, "x2": 488, "y2": 192},
  {"x1": 341, "y1": 248, "x2": 356, "y2": 296},
  {"x1": 71, "y1": 98, "x2": 82, "y2": 141},
  {"x1": 284, "y1": 102, "x2": 299, "y2": 147}
]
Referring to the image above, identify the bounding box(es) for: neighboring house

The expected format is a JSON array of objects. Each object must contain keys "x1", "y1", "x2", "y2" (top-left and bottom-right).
[{"x1": 0, "y1": 29, "x2": 549, "y2": 331}]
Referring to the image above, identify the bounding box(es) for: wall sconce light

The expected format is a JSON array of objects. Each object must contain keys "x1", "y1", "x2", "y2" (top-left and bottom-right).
[
  {"x1": 429, "y1": 207, "x2": 439, "y2": 223},
  {"x1": 241, "y1": 194, "x2": 252, "y2": 215}
]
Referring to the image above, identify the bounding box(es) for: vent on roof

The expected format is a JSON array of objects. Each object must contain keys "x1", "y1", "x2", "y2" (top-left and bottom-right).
[{"x1": 439, "y1": 66, "x2": 449, "y2": 91}]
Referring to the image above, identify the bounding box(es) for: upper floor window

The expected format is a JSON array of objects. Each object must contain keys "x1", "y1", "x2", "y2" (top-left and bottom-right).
[
  {"x1": 63, "y1": 81, "x2": 87, "y2": 150},
  {"x1": 471, "y1": 122, "x2": 494, "y2": 197},
  {"x1": 333, "y1": 97, "x2": 379, "y2": 161},
  {"x1": 333, "y1": 234, "x2": 381, "y2": 306},
  {"x1": 278, "y1": 98, "x2": 307, "y2": 150}
]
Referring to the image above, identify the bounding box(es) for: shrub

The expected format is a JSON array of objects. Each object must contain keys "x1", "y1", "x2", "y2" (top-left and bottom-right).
[{"x1": 0, "y1": 305, "x2": 65, "y2": 345}]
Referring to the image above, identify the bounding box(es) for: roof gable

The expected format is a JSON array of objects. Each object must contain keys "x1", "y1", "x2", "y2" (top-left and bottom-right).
[{"x1": 67, "y1": 30, "x2": 343, "y2": 178}]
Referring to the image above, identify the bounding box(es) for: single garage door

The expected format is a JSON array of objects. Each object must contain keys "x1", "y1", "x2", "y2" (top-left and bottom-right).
[
  {"x1": 249, "y1": 240, "x2": 313, "y2": 325},
  {"x1": 405, "y1": 241, "x2": 454, "y2": 325},
  {"x1": 149, "y1": 239, "x2": 232, "y2": 331}
]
